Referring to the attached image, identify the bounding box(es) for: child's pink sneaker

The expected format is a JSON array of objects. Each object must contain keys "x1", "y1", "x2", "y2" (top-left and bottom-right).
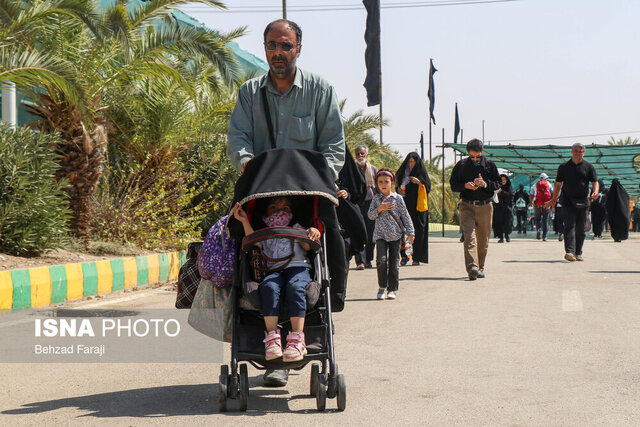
[
  {"x1": 283, "y1": 331, "x2": 307, "y2": 362},
  {"x1": 263, "y1": 330, "x2": 283, "y2": 360}
]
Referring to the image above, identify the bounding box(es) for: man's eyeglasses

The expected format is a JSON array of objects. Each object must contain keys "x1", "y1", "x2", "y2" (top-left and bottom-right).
[
  {"x1": 265, "y1": 41, "x2": 297, "y2": 52},
  {"x1": 468, "y1": 155, "x2": 482, "y2": 159}
]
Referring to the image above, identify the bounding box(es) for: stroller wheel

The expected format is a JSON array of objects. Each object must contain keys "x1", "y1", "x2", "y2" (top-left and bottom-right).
[
  {"x1": 315, "y1": 372, "x2": 326, "y2": 411},
  {"x1": 310, "y1": 364, "x2": 320, "y2": 396},
  {"x1": 218, "y1": 365, "x2": 229, "y2": 413},
  {"x1": 336, "y1": 374, "x2": 346, "y2": 411},
  {"x1": 239, "y1": 364, "x2": 249, "y2": 412}
]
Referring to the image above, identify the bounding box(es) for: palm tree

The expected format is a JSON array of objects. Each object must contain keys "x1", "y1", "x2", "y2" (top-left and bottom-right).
[
  {"x1": 423, "y1": 154, "x2": 458, "y2": 224},
  {"x1": 607, "y1": 136, "x2": 639, "y2": 145},
  {"x1": 340, "y1": 99, "x2": 400, "y2": 169},
  {"x1": 2, "y1": 0, "x2": 244, "y2": 240},
  {"x1": 606, "y1": 136, "x2": 640, "y2": 171}
]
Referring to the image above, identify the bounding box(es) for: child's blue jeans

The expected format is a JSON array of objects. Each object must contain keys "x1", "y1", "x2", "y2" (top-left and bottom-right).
[{"x1": 259, "y1": 266, "x2": 310, "y2": 317}]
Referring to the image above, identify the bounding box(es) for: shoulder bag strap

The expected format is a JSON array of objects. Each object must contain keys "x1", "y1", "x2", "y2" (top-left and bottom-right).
[
  {"x1": 260, "y1": 80, "x2": 277, "y2": 149},
  {"x1": 386, "y1": 202, "x2": 406, "y2": 234}
]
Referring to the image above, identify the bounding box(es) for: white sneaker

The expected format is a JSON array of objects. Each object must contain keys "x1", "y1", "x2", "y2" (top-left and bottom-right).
[
  {"x1": 387, "y1": 291, "x2": 397, "y2": 300},
  {"x1": 575, "y1": 254, "x2": 583, "y2": 261},
  {"x1": 377, "y1": 288, "x2": 386, "y2": 300}
]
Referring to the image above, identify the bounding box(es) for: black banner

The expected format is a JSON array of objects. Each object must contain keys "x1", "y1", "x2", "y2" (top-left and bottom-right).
[
  {"x1": 363, "y1": 0, "x2": 381, "y2": 107},
  {"x1": 454, "y1": 103, "x2": 461, "y2": 144},
  {"x1": 428, "y1": 58, "x2": 437, "y2": 125}
]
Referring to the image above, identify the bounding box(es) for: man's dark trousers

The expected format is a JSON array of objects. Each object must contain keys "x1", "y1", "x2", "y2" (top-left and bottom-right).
[
  {"x1": 516, "y1": 209, "x2": 527, "y2": 233},
  {"x1": 355, "y1": 199, "x2": 375, "y2": 265},
  {"x1": 563, "y1": 202, "x2": 587, "y2": 255}
]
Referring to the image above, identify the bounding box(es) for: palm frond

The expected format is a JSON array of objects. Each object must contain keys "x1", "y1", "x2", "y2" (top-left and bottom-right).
[
  {"x1": 0, "y1": 0, "x2": 22, "y2": 29},
  {"x1": 101, "y1": 2, "x2": 132, "y2": 61},
  {"x1": 15, "y1": 0, "x2": 103, "y2": 42},
  {"x1": 0, "y1": 47, "x2": 83, "y2": 108},
  {"x1": 129, "y1": 0, "x2": 226, "y2": 29},
  {"x1": 137, "y1": 23, "x2": 244, "y2": 85}
]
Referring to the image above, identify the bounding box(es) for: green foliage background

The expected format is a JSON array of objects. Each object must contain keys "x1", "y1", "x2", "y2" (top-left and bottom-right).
[{"x1": 0, "y1": 125, "x2": 71, "y2": 256}]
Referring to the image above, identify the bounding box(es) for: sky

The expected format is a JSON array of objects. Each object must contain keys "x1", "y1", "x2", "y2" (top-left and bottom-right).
[{"x1": 180, "y1": 0, "x2": 640, "y2": 164}]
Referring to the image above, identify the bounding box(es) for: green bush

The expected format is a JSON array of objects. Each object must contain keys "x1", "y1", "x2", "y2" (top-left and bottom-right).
[
  {"x1": 182, "y1": 135, "x2": 240, "y2": 237},
  {"x1": 0, "y1": 124, "x2": 70, "y2": 256},
  {"x1": 91, "y1": 160, "x2": 206, "y2": 250}
]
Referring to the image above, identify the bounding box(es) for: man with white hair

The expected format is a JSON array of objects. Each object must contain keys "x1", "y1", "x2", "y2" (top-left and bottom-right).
[
  {"x1": 530, "y1": 172, "x2": 553, "y2": 241},
  {"x1": 353, "y1": 145, "x2": 378, "y2": 269}
]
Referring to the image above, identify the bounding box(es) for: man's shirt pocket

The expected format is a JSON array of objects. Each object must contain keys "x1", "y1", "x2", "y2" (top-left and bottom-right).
[{"x1": 289, "y1": 115, "x2": 315, "y2": 143}]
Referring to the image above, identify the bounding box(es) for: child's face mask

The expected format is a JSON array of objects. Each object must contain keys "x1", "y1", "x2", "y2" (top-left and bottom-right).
[{"x1": 263, "y1": 210, "x2": 293, "y2": 227}]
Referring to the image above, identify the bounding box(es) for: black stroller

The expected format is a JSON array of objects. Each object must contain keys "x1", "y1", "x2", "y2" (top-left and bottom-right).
[{"x1": 220, "y1": 148, "x2": 347, "y2": 412}]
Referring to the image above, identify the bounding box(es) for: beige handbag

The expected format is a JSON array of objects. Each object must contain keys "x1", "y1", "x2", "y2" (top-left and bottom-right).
[{"x1": 188, "y1": 278, "x2": 233, "y2": 343}]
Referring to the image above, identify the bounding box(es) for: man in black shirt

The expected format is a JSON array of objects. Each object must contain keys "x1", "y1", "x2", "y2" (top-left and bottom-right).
[
  {"x1": 545, "y1": 143, "x2": 598, "y2": 261},
  {"x1": 450, "y1": 139, "x2": 501, "y2": 280}
]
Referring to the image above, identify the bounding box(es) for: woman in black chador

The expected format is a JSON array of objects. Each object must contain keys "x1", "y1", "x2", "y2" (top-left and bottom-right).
[
  {"x1": 395, "y1": 152, "x2": 431, "y2": 265},
  {"x1": 606, "y1": 179, "x2": 630, "y2": 242},
  {"x1": 492, "y1": 174, "x2": 514, "y2": 242}
]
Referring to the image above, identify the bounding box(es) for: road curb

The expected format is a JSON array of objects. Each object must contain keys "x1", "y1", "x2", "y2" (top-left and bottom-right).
[{"x1": 0, "y1": 251, "x2": 186, "y2": 310}]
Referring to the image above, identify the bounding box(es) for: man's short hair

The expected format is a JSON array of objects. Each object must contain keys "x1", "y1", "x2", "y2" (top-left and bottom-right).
[
  {"x1": 466, "y1": 138, "x2": 483, "y2": 152},
  {"x1": 571, "y1": 142, "x2": 585, "y2": 150},
  {"x1": 263, "y1": 19, "x2": 302, "y2": 44}
]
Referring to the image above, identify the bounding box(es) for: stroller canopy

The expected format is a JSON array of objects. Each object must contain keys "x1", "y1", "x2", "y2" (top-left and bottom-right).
[
  {"x1": 228, "y1": 148, "x2": 340, "y2": 238},
  {"x1": 231, "y1": 148, "x2": 339, "y2": 207}
]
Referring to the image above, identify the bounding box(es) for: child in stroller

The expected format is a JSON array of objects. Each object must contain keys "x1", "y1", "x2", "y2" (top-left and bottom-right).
[
  {"x1": 221, "y1": 148, "x2": 346, "y2": 412},
  {"x1": 233, "y1": 196, "x2": 320, "y2": 362}
]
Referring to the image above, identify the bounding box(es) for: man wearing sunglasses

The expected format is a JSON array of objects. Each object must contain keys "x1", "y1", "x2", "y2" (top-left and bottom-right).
[
  {"x1": 227, "y1": 19, "x2": 345, "y2": 181},
  {"x1": 450, "y1": 139, "x2": 501, "y2": 280}
]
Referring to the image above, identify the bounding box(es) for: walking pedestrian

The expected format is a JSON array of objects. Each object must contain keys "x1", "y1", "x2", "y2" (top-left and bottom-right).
[
  {"x1": 530, "y1": 173, "x2": 553, "y2": 241},
  {"x1": 553, "y1": 190, "x2": 565, "y2": 241},
  {"x1": 396, "y1": 152, "x2": 431, "y2": 265},
  {"x1": 606, "y1": 179, "x2": 630, "y2": 242},
  {"x1": 492, "y1": 174, "x2": 514, "y2": 242},
  {"x1": 514, "y1": 184, "x2": 529, "y2": 234},
  {"x1": 368, "y1": 169, "x2": 415, "y2": 300},
  {"x1": 589, "y1": 180, "x2": 607, "y2": 238},
  {"x1": 544, "y1": 143, "x2": 599, "y2": 261},
  {"x1": 353, "y1": 145, "x2": 378, "y2": 270},
  {"x1": 226, "y1": 18, "x2": 345, "y2": 388},
  {"x1": 631, "y1": 202, "x2": 640, "y2": 232},
  {"x1": 450, "y1": 139, "x2": 501, "y2": 280}
]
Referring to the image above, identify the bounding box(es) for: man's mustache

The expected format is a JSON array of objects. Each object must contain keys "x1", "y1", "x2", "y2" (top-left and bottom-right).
[{"x1": 272, "y1": 56, "x2": 287, "y2": 62}]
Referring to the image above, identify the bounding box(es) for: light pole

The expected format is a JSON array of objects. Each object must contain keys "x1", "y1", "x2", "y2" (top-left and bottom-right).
[
  {"x1": 482, "y1": 120, "x2": 485, "y2": 144},
  {"x1": 1, "y1": 81, "x2": 17, "y2": 129},
  {"x1": 282, "y1": 0, "x2": 287, "y2": 19}
]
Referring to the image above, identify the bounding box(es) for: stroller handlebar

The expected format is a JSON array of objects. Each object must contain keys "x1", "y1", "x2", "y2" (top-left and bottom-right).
[{"x1": 241, "y1": 227, "x2": 322, "y2": 253}]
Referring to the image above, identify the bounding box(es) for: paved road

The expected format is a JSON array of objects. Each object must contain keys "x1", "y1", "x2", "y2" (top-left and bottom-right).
[{"x1": 1, "y1": 234, "x2": 639, "y2": 425}]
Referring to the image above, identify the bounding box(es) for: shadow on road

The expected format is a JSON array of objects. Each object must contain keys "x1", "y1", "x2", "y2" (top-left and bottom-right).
[
  {"x1": 1, "y1": 377, "x2": 332, "y2": 417},
  {"x1": 589, "y1": 270, "x2": 640, "y2": 274},
  {"x1": 502, "y1": 260, "x2": 566, "y2": 263}
]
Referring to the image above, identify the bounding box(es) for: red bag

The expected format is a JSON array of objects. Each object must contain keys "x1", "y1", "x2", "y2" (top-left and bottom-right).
[{"x1": 534, "y1": 180, "x2": 552, "y2": 206}]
